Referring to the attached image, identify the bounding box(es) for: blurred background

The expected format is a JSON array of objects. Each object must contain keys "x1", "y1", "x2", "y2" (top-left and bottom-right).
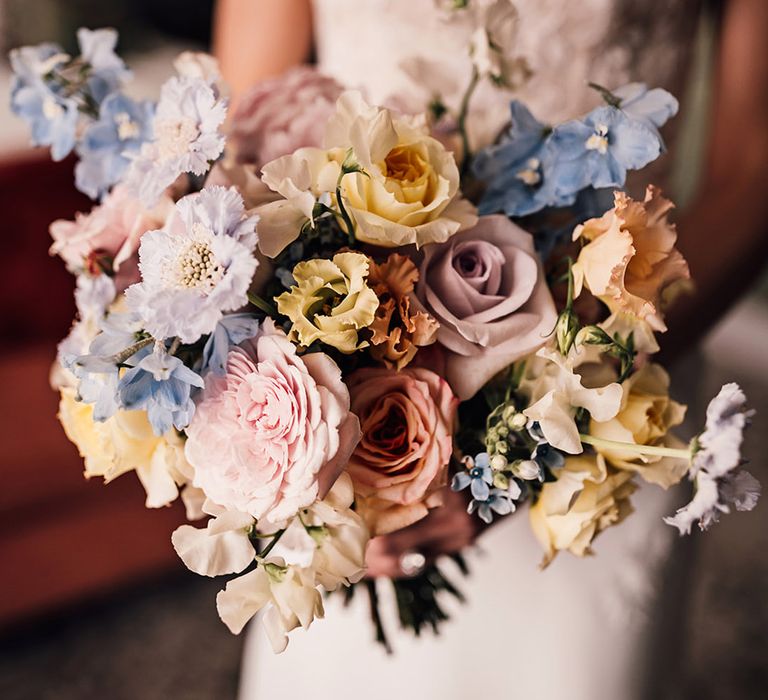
[{"x1": 0, "y1": 1, "x2": 765, "y2": 699}]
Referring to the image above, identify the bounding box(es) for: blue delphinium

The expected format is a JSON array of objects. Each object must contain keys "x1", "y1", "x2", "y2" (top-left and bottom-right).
[
  {"x1": 548, "y1": 105, "x2": 661, "y2": 193},
  {"x1": 75, "y1": 28, "x2": 131, "y2": 104},
  {"x1": 75, "y1": 93, "x2": 154, "y2": 199},
  {"x1": 474, "y1": 101, "x2": 564, "y2": 217},
  {"x1": 9, "y1": 44, "x2": 80, "y2": 161},
  {"x1": 118, "y1": 347, "x2": 204, "y2": 435},
  {"x1": 200, "y1": 313, "x2": 261, "y2": 376},
  {"x1": 612, "y1": 82, "x2": 679, "y2": 140}
]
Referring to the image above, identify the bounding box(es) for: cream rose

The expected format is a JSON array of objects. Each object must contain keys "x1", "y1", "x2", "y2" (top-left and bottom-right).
[
  {"x1": 529, "y1": 454, "x2": 636, "y2": 566},
  {"x1": 590, "y1": 363, "x2": 688, "y2": 488},
  {"x1": 257, "y1": 91, "x2": 477, "y2": 256}
]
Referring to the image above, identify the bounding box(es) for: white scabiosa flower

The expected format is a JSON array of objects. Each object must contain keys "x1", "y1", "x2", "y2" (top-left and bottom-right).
[
  {"x1": 126, "y1": 75, "x2": 227, "y2": 205},
  {"x1": 125, "y1": 186, "x2": 258, "y2": 344},
  {"x1": 665, "y1": 383, "x2": 760, "y2": 534}
]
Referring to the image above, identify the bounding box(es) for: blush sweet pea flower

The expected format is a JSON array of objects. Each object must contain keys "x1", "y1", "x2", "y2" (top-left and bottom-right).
[
  {"x1": 414, "y1": 215, "x2": 557, "y2": 399},
  {"x1": 346, "y1": 366, "x2": 457, "y2": 535},
  {"x1": 185, "y1": 320, "x2": 360, "y2": 528}
]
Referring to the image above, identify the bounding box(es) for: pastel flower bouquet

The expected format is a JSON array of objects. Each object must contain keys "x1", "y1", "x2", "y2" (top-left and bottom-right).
[{"x1": 11, "y1": 2, "x2": 760, "y2": 653}]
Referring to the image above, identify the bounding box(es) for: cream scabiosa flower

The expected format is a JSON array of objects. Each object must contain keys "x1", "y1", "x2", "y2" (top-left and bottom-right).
[
  {"x1": 126, "y1": 73, "x2": 227, "y2": 206},
  {"x1": 125, "y1": 186, "x2": 258, "y2": 344}
]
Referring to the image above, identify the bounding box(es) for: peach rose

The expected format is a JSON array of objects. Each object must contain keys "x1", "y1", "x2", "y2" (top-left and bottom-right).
[
  {"x1": 346, "y1": 367, "x2": 457, "y2": 535},
  {"x1": 572, "y1": 186, "x2": 690, "y2": 332}
]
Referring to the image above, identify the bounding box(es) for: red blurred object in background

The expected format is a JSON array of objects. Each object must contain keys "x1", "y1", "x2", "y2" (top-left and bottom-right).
[{"x1": 0, "y1": 152, "x2": 184, "y2": 629}]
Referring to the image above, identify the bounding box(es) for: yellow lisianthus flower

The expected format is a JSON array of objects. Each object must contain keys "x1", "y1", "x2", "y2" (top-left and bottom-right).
[{"x1": 275, "y1": 251, "x2": 379, "y2": 353}]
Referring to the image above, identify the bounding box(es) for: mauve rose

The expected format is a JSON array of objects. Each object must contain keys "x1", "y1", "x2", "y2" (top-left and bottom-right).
[
  {"x1": 230, "y1": 66, "x2": 343, "y2": 169},
  {"x1": 185, "y1": 320, "x2": 360, "y2": 527},
  {"x1": 347, "y1": 367, "x2": 457, "y2": 536},
  {"x1": 49, "y1": 185, "x2": 171, "y2": 291},
  {"x1": 414, "y1": 214, "x2": 557, "y2": 400}
]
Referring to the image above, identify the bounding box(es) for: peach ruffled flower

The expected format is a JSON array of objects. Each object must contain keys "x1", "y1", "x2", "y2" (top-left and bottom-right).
[
  {"x1": 368, "y1": 253, "x2": 439, "y2": 370},
  {"x1": 572, "y1": 186, "x2": 690, "y2": 332}
]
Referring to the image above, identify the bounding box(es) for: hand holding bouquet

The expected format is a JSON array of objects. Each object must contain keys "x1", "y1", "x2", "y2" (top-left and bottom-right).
[{"x1": 10, "y1": 3, "x2": 760, "y2": 654}]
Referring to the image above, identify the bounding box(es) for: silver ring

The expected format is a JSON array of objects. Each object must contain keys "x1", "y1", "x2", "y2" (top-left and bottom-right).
[{"x1": 398, "y1": 550, "x2": 426, "y2": 577}]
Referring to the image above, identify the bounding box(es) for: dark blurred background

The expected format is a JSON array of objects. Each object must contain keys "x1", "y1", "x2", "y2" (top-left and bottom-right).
[{"x1": 0, "y1": 1, "x2": 766, "y2": 699}]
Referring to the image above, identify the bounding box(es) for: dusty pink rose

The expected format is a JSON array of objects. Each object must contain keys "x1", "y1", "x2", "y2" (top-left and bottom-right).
[
  {"x1": 414, "y1": 214, "x2": 557, "y2": 400},
  {"x1": 49, "y1": 185, "x2": 170, "y2": 291},
  {"x1": 230, "y1": 66, "x2": 343, "y2": 169},
  {"x1": 185, "y1": 320, "x2": 360, "y2": 526},
  {"x1": 347, "y1": 367, "x2": 457, "y2": 536}
]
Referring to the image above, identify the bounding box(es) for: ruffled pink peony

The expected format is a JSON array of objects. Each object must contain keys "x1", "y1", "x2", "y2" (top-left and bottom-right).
[
  {"x1": 230, "y1": 66, "x2": 344, "y2": 169},
  {"x1": 49, "y1": 185, "x2": 171, "y2": 291},
  {"x1": 414, "y1": 214, "x2": 557, "y2": 400},
  {"x1": 346, "y1": 367, "x2": 457, "y2": 536},
  {"x1": 185, "y1": 320, "x2": 360, "y2": 526}
]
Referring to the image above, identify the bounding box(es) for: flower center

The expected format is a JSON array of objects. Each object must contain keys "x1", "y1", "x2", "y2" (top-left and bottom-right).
[
  {"x1": 155, "y1": 116, "x2": 200, "y2": 161},
  {"x1": 115, "y1": 112, "x2": 140, "y2": 141},
  {"x1": 585, "y1": 124, "x2": 609, "y2": 154},
  {"x1": 515, "y1": 157, "x2": 542, "y2": 186},
  {"x1": 171, "y1": 240, "x2": 223, "y2": 292},
  {"x1": 42, "y1": 97, "x2": 64, "y2": 120}
]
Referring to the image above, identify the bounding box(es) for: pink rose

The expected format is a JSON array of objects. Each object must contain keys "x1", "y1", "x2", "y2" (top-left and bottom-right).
[
  {"x1": 414, "y1": 214, "x2": 557, "y2": 400},
  {"x1": 185, "y1": 320, "x2": 360, "y2": 526},
  {"x1": 49, "y1": 185, "x2": 170, "y2": 291},
  {"x1": 230, "y1": 66, "x2": 344, "y2": 169},
  {"x1": 347, "y1": 367, "x2": 457, "y2": 536}
]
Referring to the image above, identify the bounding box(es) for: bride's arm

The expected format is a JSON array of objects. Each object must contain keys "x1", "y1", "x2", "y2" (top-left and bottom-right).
[
  {"x1": 213, "y1": 0, "x2": 313, "y2": 105},
  {"x1": 665, "y1": 0, "x2": 768, "y2": 358}
]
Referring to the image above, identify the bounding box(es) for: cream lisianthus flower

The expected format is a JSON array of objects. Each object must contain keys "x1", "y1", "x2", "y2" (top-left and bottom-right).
[
  {"x1": 529, "y1": 454, "x2": 636, "y2": 566},
  {"x1": 589, "y1": 364, "x2": 689, "y2": 488},
  {"x1": 58, "y1": 387, "x2": 190, "y2": 508},
  {"x1": 258, "y1": 91, "x2": 477, "y2": 255},
  {"x1": 521, "y1": 346, "x2": 623, "y2": 454},
  {"x1": 572, "y1": 186, "x2": 690, "y2": 332},
  {"x1": 276, "y1": 251, "x2": 379, "y2": 353}
]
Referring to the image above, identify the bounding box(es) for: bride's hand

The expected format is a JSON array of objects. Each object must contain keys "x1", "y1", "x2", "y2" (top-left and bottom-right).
[{"x1": 364, "y1": 488, "x2": 482, "y2": 579}]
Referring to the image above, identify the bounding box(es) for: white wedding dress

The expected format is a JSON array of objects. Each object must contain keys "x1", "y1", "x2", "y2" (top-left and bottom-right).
[{"x1": 240, "y1": 2, "x2": 703, "y2": 698}]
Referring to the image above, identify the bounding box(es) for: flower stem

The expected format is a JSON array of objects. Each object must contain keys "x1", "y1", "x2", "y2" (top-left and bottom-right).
[
  {"x1": 579, "y1": 433, "x2": 692, "y2": 460},
  {"x1": 457, "y1": 66, "x2": 480, "y2": 175},
  {"x1": 112, "y1": 337, "x2": 154, "y2": 365},
  {"x1": 335, "y1": 183, "x2": 357, "y2": 246},
  {"x1": 259, "y1": 528, "x2": 286, "y2": 558},
  {"x1": 247, "y1": 292, "x2": 278, "y2": 317}
]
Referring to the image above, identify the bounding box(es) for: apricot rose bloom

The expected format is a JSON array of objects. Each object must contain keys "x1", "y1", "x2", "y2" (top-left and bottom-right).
[
  {"x1": 346, "y1": 367, "x2": 457, "y2": 536},
  {"x1": 185, "y1": 320, "x2": 360, "y2": 527},
  {"x1": 529, "y1": 454, "x2": 636, "y2": 566},
  {"x1": 572, "y1": 186, "x2": 690, "y2": 332},
  {"x1": 257, "y1": 91, "x2": 477, "y2": 256},
  {"x1": 275, "y1": 251, "x2": 379, "y2": 353}
]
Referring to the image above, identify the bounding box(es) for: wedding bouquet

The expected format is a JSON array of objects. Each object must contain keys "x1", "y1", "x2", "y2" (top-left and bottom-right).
[{"x1": 11, "y1": 2, "x2": 760, "y2": 654}]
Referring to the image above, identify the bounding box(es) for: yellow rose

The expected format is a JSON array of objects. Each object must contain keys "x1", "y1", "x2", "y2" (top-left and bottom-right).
[
  {"x1": 589, "y1": 364, "x2": 688, "y2": 488},
  {"x1": 258, "y1": 91, "x2": 477, "y2": 256},
  {"x1": 275, "y1": 251, "x2": 379, "y2": 353},
  {"x1": 572, "y1": 186, "x2": 690, "y2": 332},
  {"x1": 58, "y1": 387, "x2": 190, "y2": 508},
  {"x1": 529, "y1": 454, "x2": 636, "y2": 566}
]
